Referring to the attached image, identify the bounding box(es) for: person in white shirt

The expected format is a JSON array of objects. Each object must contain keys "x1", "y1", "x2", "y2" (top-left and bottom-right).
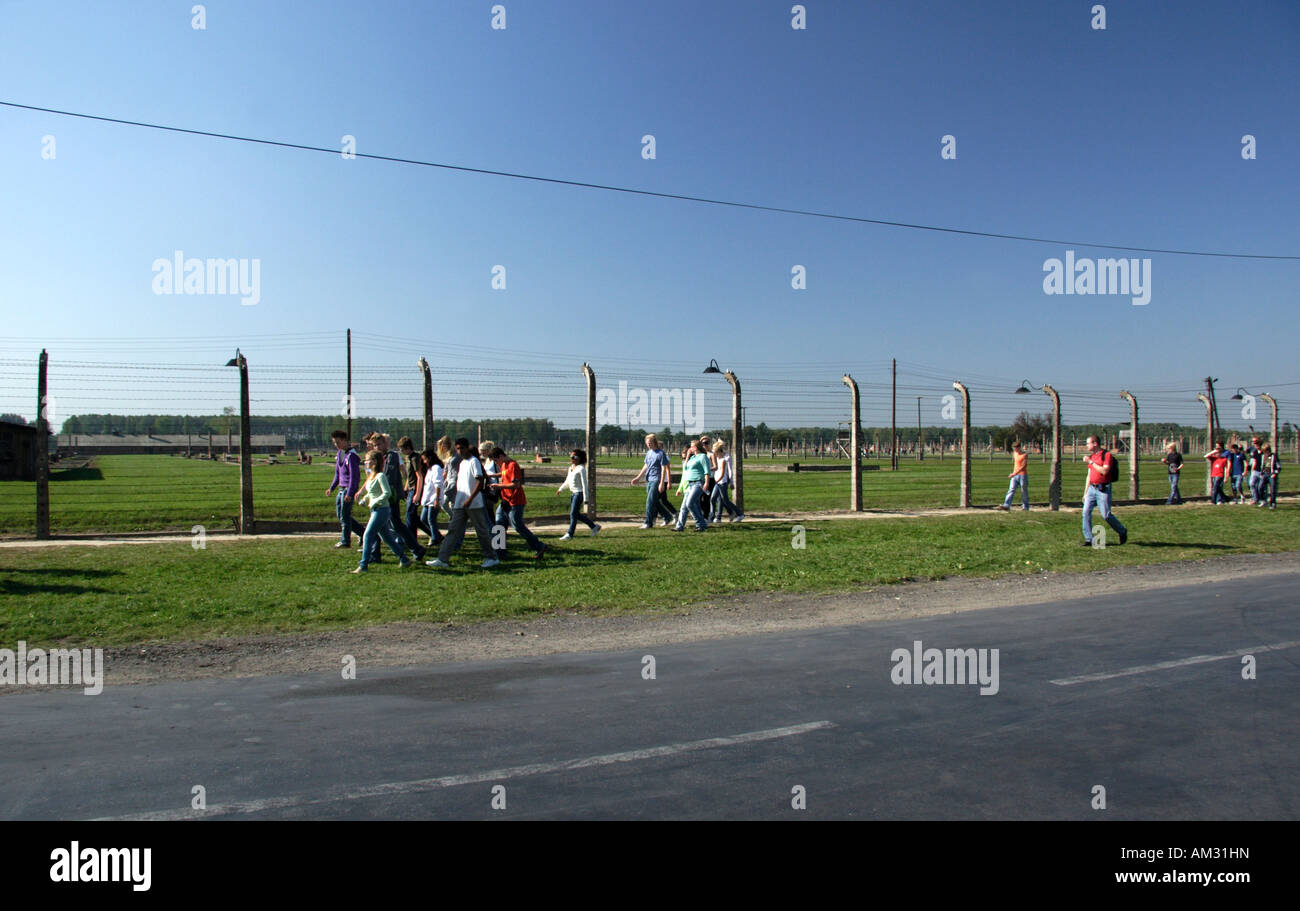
[
  {"x1": 418, "y1": 447, "x2": 445, "y2": 546},
  {"x1": 709, "y1": 441, "x2": 743, "y2": 522},
  {"x1": 556, "y1": 448, "x2": 601, "y2": 540},
  {"x1": 428, "y1": 438, "x2": 500, "y2": 569}
]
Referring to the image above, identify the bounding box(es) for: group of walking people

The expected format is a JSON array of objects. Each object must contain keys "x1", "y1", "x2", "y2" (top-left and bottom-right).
[
  {"x1": 327, "y1": 429, "x2": 555, "y2": 572},
  {"x1": 1199, "y1": 436, "x2": 1281, "y2": 508},
  {"x1": 996, "y1": 431, "x2": 1283, "y2": 550},
  {"x1": 629, "y1": 433, "x2": 743, "y2": 532}
]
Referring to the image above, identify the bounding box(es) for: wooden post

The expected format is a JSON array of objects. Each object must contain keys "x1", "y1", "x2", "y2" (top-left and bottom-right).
[
  {"x1": 582, "y1": 363, "x2": 596, "y2": 519},
  {"x1": 36, "y1": 350, "x2": 50, "y2": 538},
  {"x1": 346, "y1": 328, "x2": 353, "y2": 445},
  {"x1": 843, "y1": 374, "x2": 862, "y2": 511},
  {"x1": 1120, "y1": 390, "x2": 1139, "y2": 501},
  {"x1": 954, "y1": 382, "x2": 971, "y2": 508}
]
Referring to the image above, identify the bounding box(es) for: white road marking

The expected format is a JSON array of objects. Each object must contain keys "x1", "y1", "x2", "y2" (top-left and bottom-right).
[
  {"x1": 92, "y1": 720, "x2": 835, "y2": 820},
  {"x1": 1050, "y1": 640, "x2": 1300, "y2": 686}
]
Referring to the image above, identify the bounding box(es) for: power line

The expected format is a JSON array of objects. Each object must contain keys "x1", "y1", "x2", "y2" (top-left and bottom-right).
[{"x1": 4, "y1": 100, "x2": 1297, "y2": 262}]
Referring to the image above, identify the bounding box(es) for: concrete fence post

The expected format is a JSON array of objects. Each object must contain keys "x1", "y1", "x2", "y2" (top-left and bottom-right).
[
  {"x1": 418, "y1": 357, "x2": 433, "y2": 450},
  {"x1": 842, "y1": 373, "x2": 862, "y2": 511},
  {"x1": 1120, "y1": 390, "x2": 1139, "y2": 501},
  {"x1": 36, "y1": 349, "x2": 50, "y2": 538},
  {"x1": 1197, "y1": 393, "x2": 1213, "y2": 496},
  {"x1": 1043, "y1": 384, "x2": 1061, "y2": 510},
  {"x1": 954, "y1": 381, "x2": 971, "y2": 508},
  {"x1": 226, "y1": 350, "x2": 255, "y2": 534},
  {"x1": 726, "y1": 370, "x2": 744, "y2": 513},
  {"x1": 582, "y1": 363, "x2": 596, "y2": 519}
]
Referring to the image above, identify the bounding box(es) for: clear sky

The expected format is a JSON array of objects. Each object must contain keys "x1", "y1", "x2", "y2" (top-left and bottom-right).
[{"x1": 1, "y1": 0, "x2": 1297, "y2": 432}]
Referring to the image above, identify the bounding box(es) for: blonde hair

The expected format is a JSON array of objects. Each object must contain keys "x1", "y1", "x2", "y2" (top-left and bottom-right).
[
  {"x1": 365, "y1": 450, "x2": 383, "y2": 471},
  {"x1": 712, "y1": 441, "x2": 726, "y2": 454},
  {"x1": 436, "y1": 435, "x2": 453, "y2": 461}
]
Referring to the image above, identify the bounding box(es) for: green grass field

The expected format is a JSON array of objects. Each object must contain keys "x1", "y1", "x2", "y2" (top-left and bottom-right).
[
  {"x1": 1, "y1": 503, "x2": 1295, "y2": 647},
  {"x1": 0, "y1": 452, "x2": 1253, "y2": 535}
]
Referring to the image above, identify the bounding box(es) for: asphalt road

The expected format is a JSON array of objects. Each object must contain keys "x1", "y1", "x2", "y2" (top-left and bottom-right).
[{"x1": 3, "y1": 572, "x2": 1297, "y2": 820}]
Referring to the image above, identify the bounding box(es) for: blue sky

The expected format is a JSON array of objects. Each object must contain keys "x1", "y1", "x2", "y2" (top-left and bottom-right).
[{"x1": 1, "y1": 0, "x2": 1297, "y2": 431}]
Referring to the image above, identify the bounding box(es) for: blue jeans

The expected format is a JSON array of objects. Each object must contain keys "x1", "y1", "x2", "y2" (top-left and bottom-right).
[
  {"x1": 1267, "y1": 476, "x2": 1278, "y2": 506},
  {"x1": 567, "y1": 493, "x2": 597, "y2": 536},
  {"x1": 645, "y1": 481, "x2": 675, "y2": 525},
  {"x1": 336, "y1": 490, "x2": 366, "y2": 544},
  {"x1": 1211, "y1": 477, "x2": 1226, "y2": 504},
  {"x1": 407, "y1": 491, "x2": 430, "y2": 536},
  {"x1": 1249, "y1": 471, "x2": 1264, "y2": 503},
  {"x1": 359, "y1": 505, "x2": 409, "y2": 570},
  {"x1": 1082, "y1": 483, "x2": 1126, "y2": 543},
  {"x1": 676, "y1": 482, "x2": 708, "y2": 530},
  {"x1": 710, "y1": 481, "x2": 742, "y2": 520},
  {"x1": 497, "y1": 502, "x2": 544, "y2": 557},
  {"x1": 368, "y1": 497, "x2": 424, "y2": 561},
  {"x1": 1003, "y1": 474, "x2": 1028, "y2": 509},
  {"x1": 1166, "y1": 472, "x2": 1182, "y2": 504},
  {"x1": 420, "y1": 503, "x2": 444, "y2": 544}
]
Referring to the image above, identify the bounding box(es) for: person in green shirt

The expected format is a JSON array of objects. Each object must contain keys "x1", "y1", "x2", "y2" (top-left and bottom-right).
[
  {"x1": 351, "y1": 450, "x2": 414, "y2": 572},
  {"x1": 674, "y1": 440, "x2": 712, "y2": 532}
]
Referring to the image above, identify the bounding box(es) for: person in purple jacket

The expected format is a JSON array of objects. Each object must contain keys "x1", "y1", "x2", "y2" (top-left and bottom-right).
[{"x1": 326, "y1": 429, "x2": 365, "y2": 548}]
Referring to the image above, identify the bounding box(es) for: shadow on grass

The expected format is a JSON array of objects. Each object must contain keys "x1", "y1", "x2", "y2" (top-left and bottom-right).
[
  {"x1": 0, "y1": 578, "x2": 113, "y2": 596},
  {"x1": 0, "y1": 567, "x2": 124, "y2": 577},
  {"x1": 50, "y1": 467, "x2": 104, "y2": 481},
  {"x1": 1128, "y1": 542, "x2": 1235, "y2": 550}
]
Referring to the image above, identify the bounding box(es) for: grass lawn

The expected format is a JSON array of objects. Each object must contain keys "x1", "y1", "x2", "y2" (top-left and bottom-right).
[
  {"x1": 1, "y1": 502, "x2": 1296, "y2": 647},
  {"x1": 0, "y1": 452, "x2": 1252, "y2": 535}
]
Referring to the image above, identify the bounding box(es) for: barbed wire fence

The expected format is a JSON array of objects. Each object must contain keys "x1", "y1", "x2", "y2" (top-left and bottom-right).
[{"x1": 2, "y1": 342, "x2": 1296, "y2": 537}]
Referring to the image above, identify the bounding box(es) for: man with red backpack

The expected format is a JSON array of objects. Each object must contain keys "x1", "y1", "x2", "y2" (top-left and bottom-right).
[{"x1": 1080, "y1": 435, "x2": 1127, "y2": 547}]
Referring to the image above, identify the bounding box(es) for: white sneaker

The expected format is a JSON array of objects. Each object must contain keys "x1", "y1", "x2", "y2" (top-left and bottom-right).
[
  {"x1": 481, "y1": 558, "x2": 500, "y2": 569},
  {"x1": 735, "y1": 514, "x2": 745, "y2": 522},
  {"x1": 426, "y1": 558, "x2": 450, "y2": 568},
  {"x1": 558, "y1": 533, "x2": 573, "y2": 541},
  {"x1": 638, "y1": 524, "x2": 652, "y2": 529},
  {"x1": 591, "y1": 524, "x2": 601, "y2": 536}
]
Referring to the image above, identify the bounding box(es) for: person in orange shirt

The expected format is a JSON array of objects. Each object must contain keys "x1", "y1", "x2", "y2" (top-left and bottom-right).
[
  {"x1": 489, "y1": 446, "x2": 546, "y2": 560},
  {"x1": 998, "y1": 441, "x2": 1030, "y2": 511}
]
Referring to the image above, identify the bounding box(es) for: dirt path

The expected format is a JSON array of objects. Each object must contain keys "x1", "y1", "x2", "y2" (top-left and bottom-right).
[{"x1": 24, "y1": 549, "x2": 1295, "y2": 690}]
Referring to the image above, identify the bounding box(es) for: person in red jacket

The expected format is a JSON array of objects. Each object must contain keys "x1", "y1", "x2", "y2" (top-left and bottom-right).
[
  {"x1": 1081, "y1": 436, "x2": 1127, "y2": 547},
  {"x1": 1205, "y1": 443, "x2": 1229, "y2": 505}
]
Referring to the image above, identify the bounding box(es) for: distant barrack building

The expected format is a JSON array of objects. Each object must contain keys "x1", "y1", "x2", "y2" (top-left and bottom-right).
[{"x1": 57, "y1": 432, "x2": 285, "y2": 455}]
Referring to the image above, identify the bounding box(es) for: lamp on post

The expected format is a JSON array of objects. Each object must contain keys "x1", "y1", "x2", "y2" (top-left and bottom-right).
[
  {"x1": 704, "y1": 359, "x2": 743, "y2": 513},
  {"x1": 1231, "y1": 387, "x2": 1278, "y2": 453},
  {"x1": 1014, "y1": 380, "x2": 1061, "y2": 509}
]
